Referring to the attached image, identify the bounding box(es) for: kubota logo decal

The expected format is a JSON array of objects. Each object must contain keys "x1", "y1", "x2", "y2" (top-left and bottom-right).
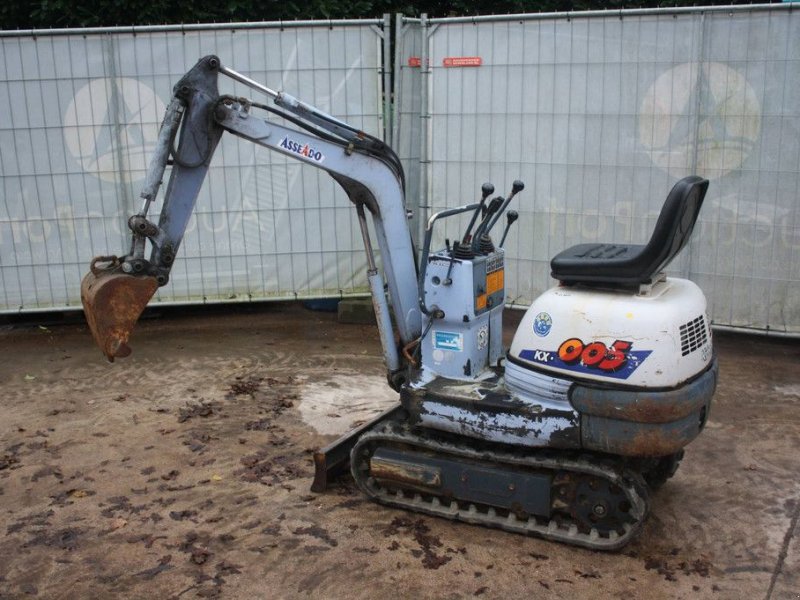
[
  {"x1": 519, "y1": 338, "x2": 652, "y2": 380},
  {"x1": 279, "y1": 136, "x2": 325, "y2": 163},
  {"x1": 533, "y1": 312, "x2": 552, "y2": 337}
]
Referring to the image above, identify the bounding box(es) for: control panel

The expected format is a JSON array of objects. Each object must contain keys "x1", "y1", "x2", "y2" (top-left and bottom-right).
[
  {"x1": 415, "y1": 180, "x2": 523, "y2": 382},
  {"x1": 422, "y1": 249, "x2": 505, "y2": 380}
]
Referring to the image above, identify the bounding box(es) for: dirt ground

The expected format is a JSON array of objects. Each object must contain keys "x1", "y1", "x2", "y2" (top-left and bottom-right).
[{"x1": 0, "y1": 302, "x2": 798, "y2": 600}]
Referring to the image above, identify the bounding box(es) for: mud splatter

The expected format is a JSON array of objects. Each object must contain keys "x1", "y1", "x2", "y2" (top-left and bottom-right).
[
  {"x1": 126, "y1": 533, "x2": 167, "y2": 549},
  {"x1": 644, "y1": 555, "x2": 713, "y2": 581},
  {"x1": 169, "y1": 510, "x2": 198, "y2": 521},
  {"x1": 574, "y1": 568, "x2": 601, "y2": 579},
  {"x1": 293, "y1": 525, "x2": 338, "y2": 547},
  {"x1": 0, "y1": 451, "x2": 20, "y2": 470},
  {"x1": 236, "y1": 451, "x2": 305, "y2": 486},
  {"x1": 31, "y1": 465, "x2": 63, "y2": 482},
  {"x1": 384, "y1": 517, "x2": 451, "y2": 570},
  {"x1": 135, "y1": 554, "x2": 173, "y2": 580},
  {"x1": 229, "y1": 376, "x2": 263, "y2": 396},
  {"x1": 26, "y1": 527, "x2": 82, "y2": 551},
  {"x1": 178, "y1": 401, "x2": 218, "y2": 423}
]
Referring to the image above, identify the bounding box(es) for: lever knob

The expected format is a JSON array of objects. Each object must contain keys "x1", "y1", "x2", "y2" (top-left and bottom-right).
[{"x1": 487, "y1": 196, "x2": 503, "y2": 213}]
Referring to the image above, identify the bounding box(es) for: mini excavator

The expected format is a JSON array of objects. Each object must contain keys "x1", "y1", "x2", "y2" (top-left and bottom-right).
[{"x1": 81, "y1": 56, "x2": 716, "y2": 550}]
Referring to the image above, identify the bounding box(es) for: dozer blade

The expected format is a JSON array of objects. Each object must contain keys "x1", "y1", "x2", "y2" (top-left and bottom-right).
[{"x1": 81, "y1": 256, "x2": 158, "y2": 362}]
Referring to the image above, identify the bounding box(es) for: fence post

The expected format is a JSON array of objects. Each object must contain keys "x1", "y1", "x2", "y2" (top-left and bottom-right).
[
  {"x1": 391, "y1": 13, "x2": 404, "y2": 151},
  {"x1": 382, "y1": 13, "x2": 393, "y2": 146},
  {"x1": 418, "y1": 13, "x2": 430, "y2": 252}
]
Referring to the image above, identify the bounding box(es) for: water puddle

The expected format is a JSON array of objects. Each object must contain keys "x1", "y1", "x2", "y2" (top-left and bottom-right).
[{"x1": 298, "y1": 373, "x2": 397, "y2": 435}]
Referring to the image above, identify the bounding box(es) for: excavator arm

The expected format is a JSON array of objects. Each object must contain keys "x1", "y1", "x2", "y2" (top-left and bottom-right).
[{"x1": 82, "y1": 56, "x2": 422, "y2": 380}]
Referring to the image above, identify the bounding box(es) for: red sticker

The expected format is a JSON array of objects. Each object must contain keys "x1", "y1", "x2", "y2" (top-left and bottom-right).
[{"x1": 442, "y1": 56, "x2": 482, "y2": 68}]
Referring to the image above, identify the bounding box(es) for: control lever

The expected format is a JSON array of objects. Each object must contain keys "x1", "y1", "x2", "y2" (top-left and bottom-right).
[
  {"x1": 471, "y1": 196, "x2": 504, "y2": 252},
  {"x1": 442, "y1": 244, "x2": 459, "y2": 285},
  {"x1": 462, "y1": 182, "x2": 494, "y2": 244},
  {"x1": 485, "y1": 180, "x2": 525, "y2": 236},
  {"x1": 499, "y1": 210, "x2": 519, "y2": 247}
]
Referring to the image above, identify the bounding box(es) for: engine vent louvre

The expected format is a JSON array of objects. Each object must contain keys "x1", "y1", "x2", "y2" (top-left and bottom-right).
[{"x1": 680, "y1": 315, "x2": 708, "y2": 357}]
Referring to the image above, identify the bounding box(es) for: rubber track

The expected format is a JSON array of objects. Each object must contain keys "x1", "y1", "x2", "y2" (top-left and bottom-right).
[{"x1": 351, "y1": 422, "x2": 650, "y2": 551}]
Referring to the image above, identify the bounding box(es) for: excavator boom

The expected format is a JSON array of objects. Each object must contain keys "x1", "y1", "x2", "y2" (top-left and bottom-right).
[{"x1": 81, "y1": 56, "x2": 421, "y2": 370}]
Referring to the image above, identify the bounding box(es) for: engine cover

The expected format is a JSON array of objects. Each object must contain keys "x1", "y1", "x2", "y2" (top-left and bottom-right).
[{"x1": 509, "y1": 278, "x2": 713, "y2": 389}]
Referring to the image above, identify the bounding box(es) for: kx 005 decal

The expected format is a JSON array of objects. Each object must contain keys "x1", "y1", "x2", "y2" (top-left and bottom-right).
[{"x1": 519, "y1": 338, "x2": 652, "y2": 380}]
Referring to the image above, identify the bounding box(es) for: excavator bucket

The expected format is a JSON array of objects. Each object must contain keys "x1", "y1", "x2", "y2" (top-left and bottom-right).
[{"x1": 80, "y1": 257, "x2": 158, "y2": 362}]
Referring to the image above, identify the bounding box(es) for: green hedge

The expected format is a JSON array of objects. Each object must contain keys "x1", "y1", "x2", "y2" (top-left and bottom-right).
[{"x1": 1, "y1": 0, "x2": 762, "y2": 31}]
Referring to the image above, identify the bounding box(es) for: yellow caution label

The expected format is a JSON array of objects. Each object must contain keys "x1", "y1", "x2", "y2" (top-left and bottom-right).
[{"x1": 486, "y1": 269, "x2": 504, "y2": 295}]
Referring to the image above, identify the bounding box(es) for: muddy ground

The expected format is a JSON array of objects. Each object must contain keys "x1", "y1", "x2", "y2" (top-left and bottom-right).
[{"x1": 0, "y1": 302, "x2": 798, "y2": 599}]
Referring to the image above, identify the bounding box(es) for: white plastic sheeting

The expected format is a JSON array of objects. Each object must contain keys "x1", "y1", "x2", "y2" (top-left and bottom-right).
[
  {"x1": 400, "y1": 5, "x2": 799, "y2": 334},
  {"x1": 0, "y1": 21, "x2": 386, "y2": 311}
]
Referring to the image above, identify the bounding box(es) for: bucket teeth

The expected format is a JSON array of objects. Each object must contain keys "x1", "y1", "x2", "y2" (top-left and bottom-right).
[{"x1": 80, "y1": 258, "x2": 158, "y2": 361}]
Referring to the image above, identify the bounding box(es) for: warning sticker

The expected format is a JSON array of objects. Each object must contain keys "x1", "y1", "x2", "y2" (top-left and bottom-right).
[{"x1": 486, "y1": 269, "x2": 504, "y2": 295}]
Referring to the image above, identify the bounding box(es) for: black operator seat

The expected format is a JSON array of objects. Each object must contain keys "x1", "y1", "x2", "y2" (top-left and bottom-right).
[{"x1": 550, "y1": 176, "x2": 710, "y2": 286}]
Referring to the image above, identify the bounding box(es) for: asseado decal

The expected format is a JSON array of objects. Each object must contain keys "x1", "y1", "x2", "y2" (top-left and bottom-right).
[
  {"x1": 279, "y1": 136, "x2": 325, "y2": 163},
  {"x1": 519, "y1": 338, "x2": 652, "y2": 380}
]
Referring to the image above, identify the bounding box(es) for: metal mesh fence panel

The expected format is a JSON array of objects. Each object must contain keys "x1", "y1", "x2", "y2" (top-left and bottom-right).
[
  {"x1": 400, "y1": 6, "x2": 799, "y2": 334},
  {"x1": 0, "y1": 21, "x2": 385, "y2": 311}
]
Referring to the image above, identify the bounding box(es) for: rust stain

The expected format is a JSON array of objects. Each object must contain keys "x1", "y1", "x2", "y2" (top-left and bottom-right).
[
  {"x1": 615, "y1": 428, "x2": 688, "y2": 457},
  {"x1": 370, "y1": 456, "x2": 442, "y2": 488},
  {"x1": 579, "y1": 394, "x2": 696, "y2": 424},
  {"x1": 81, "y1": 262, "x2": 158, "y2": 361},
  {"x1": 571, "y1": 381, "x2": 713, "y2": 425}
]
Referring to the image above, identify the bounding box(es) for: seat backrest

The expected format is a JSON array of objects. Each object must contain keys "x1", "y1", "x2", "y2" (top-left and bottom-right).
[{"x1": 641, "y1": 175, "x2": 709, "y2": 278}]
